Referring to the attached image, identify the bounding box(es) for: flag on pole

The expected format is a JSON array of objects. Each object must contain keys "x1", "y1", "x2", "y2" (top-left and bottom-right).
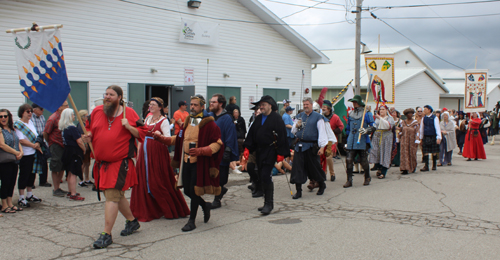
[
  {"x1": 464, "y1": 69, "x2": 488, "y2": 112},
  {"x1": 365, "y1": 54, "x2": 395, "y2": 109},
  {"x1": 12, "y1": 29, "x2": 70, "y2": 113},
  {"x1": 333, "y1": 83, "x2": 354, "y2": 135}
]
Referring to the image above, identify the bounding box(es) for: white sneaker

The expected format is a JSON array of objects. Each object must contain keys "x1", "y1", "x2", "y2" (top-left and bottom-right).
[
  {"x1": 232, "y1": 169, "x2": 243, "y2": 175},
  {"x1": 236, "y1": 165, "x2": 242, "y2": 170}
]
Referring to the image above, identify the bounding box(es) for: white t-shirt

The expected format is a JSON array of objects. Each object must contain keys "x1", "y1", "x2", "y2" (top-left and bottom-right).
[{"x1": 15, "y1": 120, "x2": 38, "y2": 156}]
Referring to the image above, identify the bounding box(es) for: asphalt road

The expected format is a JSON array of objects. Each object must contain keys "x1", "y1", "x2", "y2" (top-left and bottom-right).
[{"x1": 2, "y1": 144, "x2": 500, "y2": 259}]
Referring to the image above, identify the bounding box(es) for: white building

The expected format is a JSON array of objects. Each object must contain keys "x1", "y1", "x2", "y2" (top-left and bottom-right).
[
  {"x1": 441, "y1": 78, "x2": 500, "y2": 111},
  {"x1": 0, "y1": 0, "x2": 328, "y2": 120},
  {"x1": 312, "y1": 47, "x2": 448, "y2": 112}
]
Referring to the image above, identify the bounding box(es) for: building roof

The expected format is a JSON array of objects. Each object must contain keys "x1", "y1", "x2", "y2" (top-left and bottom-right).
[
  {"x1": 312, "y1": 47, "x2": 447, "y2": 91},
  {"x1": 238, "y1": 0, "x2": 329, "y2": 64}
]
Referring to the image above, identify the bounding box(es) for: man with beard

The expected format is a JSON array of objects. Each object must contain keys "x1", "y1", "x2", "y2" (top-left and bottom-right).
[
  {"x1": 172, "y1": 95, "x2": 224, "y2": 231},
  {"x1": 243, "y1": 96, "x2": 289, "y2": 215},
  {"x1": 343, "y1": 95, "x2": 375, "y2": 188},
  {"x1": 290, "y1": 97, "x2": 328, "y2": 199},
  {"x1": 83, "y1": 85, "x2": 147, "y2": 249},
  {"x1": 208, "y1": 94, "x2": 239, "y2": 209}
]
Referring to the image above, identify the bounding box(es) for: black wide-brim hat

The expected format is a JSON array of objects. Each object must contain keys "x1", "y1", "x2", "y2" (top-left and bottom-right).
[
  {"x1": 348, "y1": 95, "x2": 365, "y2": 107},
  {"x1": 255, "y1": 95, "x2": 278, "y2": 111}
]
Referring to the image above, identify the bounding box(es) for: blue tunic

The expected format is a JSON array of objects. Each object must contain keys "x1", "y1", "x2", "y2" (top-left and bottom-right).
[
  {"x1": 345, "y1": 108, "x2": 375, "y2": 150},
  {"x1": 294, "y1": 111, "x2": 323, "y2": 152},
  {"x1": 210, "y1": 111, "x2": 239, "y2": 166},
  {"x1": 282, "y1": 113, "x2": 295, "y2": 139}
]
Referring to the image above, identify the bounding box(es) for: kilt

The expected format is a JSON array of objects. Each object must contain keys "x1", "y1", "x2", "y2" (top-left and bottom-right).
[{"x1": 422, "y1": 135, "x2": 440, "y2": 154}]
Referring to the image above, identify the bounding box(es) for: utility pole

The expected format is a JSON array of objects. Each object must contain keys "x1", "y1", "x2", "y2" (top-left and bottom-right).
[{"x1": 354, "y1": 0, "x2": 363, "y2": 95}]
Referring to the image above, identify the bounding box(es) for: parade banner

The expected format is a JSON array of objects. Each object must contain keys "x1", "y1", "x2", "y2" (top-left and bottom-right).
[
  {"x1": 179, "y1": 19, "x2": 219, "y2": 45},
  {"x1": 333, "y1": 82, "x2": 354, "y2": 135},
  {"x1": 464, "y1": 70, "x2": 488, "y2": 113},
  {"x1": 364, "y1": 54, "x2": 395, "y2": 106},
  {"x1": 11, "y1": 29, "x2": 70, "y2": 113}
]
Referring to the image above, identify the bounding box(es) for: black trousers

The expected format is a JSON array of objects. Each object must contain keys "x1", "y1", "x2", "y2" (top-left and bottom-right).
[
  {"x1": 0, "y1": 162, "x2": 18, "y2": 199},
  {"x1": 290, "y1": 148, "x2": 326, "y2": 184},
  {"x1": 39, "y1": 156, "x2": 48, "y2": 185},
  {"x1": 18, "y1": 154, "x2": 35, "y2": 190},
  {"x1": 219, "y1": 165, "x2": 229, "y2": 187},
  {"x1": 259, "y1": 164, "x2": 274, "y2": 184},
  {"x1": 182, "y1": 160, "x2": 206, "y2": 221}
]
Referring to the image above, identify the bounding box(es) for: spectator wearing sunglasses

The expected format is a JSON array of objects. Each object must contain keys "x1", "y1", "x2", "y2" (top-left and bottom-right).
[{"x1": 0, "y1": 109, "x2": 23, "y2": 214}]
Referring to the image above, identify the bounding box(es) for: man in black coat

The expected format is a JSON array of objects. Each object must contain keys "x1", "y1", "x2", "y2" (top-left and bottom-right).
[{"x1": 243, "y1": 96, "x2": 289, "y2": 215}]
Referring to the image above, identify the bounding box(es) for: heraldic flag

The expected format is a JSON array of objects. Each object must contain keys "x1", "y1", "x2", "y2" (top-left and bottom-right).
[{"x1": 11, "y1": 29, "x2": 70, "y2": 113}]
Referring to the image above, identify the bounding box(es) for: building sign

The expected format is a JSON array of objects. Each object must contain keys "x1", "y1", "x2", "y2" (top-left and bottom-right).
[
  {"x1": 464, "y1": 69, "x2": 488, "y2": 112},
  {"x1": 179, "y1": 19, "x2": 219, "y2": 45},
  {"x1": 184, "y1": 67, "x2": 194, "y2": 85},
  {"x1": 365, "y1": 54, "x2": 395, "y2": 106}
]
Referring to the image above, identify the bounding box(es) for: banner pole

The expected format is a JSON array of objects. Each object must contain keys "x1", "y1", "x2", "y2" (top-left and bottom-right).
[
  {"x1": 67, "y1": 94, "x2": 94, "y2": 154},
  {"x1": 6, "y1": 23, "x2": 63, "y2": 33}
]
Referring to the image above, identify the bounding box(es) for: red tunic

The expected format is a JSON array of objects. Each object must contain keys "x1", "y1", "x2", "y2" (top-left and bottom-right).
[
  {"x1": 462, "y1": 119, "x2": 486, "y2": 160},
  {"x1": 130, "y1": 118, "x2": 190, "y2": 221},
  {"x1": 86, "y1": 105, "x2": 147, "y2": 191}
]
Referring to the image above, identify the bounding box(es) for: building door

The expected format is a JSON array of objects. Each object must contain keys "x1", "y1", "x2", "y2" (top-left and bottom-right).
[
  {"x1": 263, "y1": 88, "x2": 289, "y2": 112},
  {"x1": 207, "y1": 86, "x2": 241, "y2": 108},
  {"x1": 28, "y1": 81, "x2": 88, "y2": 121},
  {"x1": 171, "y1": 85, "x2": 195, "y2": 113},
  {"x1": 128, "y1": 83, "x2": 146, "y2": 119}
]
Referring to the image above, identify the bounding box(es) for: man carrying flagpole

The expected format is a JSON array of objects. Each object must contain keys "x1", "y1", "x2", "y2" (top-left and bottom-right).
[{"x1": 82, "y1": 85, "x2": 147, "y2": 249}]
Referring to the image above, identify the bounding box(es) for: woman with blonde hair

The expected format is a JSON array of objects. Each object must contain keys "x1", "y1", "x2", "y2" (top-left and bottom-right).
[{"x1": 59, "y1": 108, "x2": 86, "y2": 201}]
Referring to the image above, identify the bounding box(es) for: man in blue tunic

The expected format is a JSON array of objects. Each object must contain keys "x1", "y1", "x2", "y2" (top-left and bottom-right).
[
  {"x1": 209, "y1": 94, "x2": 239, "y2": 209},
  {"x1": 344, "y1": 95, "x2": 375, "y2": 188},
  {"x1": 290, "y1": 97, "x2": 328, "y2": 199}
]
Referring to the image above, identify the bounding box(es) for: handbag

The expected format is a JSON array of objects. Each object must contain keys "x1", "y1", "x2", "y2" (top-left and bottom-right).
[{"x1": 0, "y1": 148, "x2": 16, "y2": 164}]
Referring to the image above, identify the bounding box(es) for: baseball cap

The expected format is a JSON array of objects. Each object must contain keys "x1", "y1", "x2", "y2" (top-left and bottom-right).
[{"x1": 285, "y1": 106, "x2": 295, "y2": 112}]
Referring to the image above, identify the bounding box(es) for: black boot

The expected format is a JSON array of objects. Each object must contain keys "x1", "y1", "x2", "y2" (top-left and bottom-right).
[
  {"x1": 260, "y1": 183, "x2": 274, "y2": 215},
  {"x1": 420, "y1": 155, "x2": 429, "y2": 172},
  {"x1": 211, "y1": 186, "x2": 228, "y2": 209},
  {"x1": 181, "y1": 219, "x2": 196, "y2": 232},
  {"x1": 201, "y1": 202, "x2": 211, "y2": 223},
  {"x1": 317, "y1": 181, "x2": 326, "y2": 195},
  {"x1": 252, "y1": 182, "x2": 263, "y2": 198},
  {"x1": 432, "y1": 155, "x2": 437, "y2": 170},
  {"x1": 248, "y1": 182, "x2": 256, "y2": 191},
  {"x1": 292, "y1": 184, "x2": 302, "y2": 199},
  {"x1": 343, "y1": 173, "x2": 353, "y2": 188}
]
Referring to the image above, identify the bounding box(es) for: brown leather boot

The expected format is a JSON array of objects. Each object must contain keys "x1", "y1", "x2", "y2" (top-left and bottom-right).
[
  {"x1": 343, "y1": 174, "x2": 353, "y2": 188},
  {"x1": 363, "y1": 177, "x2": 371, "y2": 186},
  {"x1": 307, "y1": 180, "x2": 319, "y2": 191}
]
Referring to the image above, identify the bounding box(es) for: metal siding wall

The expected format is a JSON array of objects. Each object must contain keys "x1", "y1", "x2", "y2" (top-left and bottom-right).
[
  {"x1": 395, "y1": 72, "x2": 445, "y2": 112},
  {"x1": 0, "y1": 0, "x2": 312, "y2": 120}
]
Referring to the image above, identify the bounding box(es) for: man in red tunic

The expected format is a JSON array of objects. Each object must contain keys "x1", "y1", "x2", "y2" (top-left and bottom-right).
[
  {"x1": 83, "y1": 85, "x2": 147, "y2": 249},
  {"x1": 172, "y1": 95, "x2": 224, "y2": 232},
  {"x1": 463, "y1": 112, "x2": 487, "y2": 160}
]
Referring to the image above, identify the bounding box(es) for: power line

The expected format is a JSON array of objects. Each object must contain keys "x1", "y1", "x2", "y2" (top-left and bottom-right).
[
  {"x1": 280, "y1": 0, "x2": 331, "y2": 19},
  {"x1": 371, "y1": 0, "x2": 500, "y2": 9},
  {"x1": 417, "y1": 0, "x2": 491, "y2": 55},
  {"x1": 370, "y1": 13, "x2": 465, "y2": 70},
  {"x1": 374, "y1": 12, "x2": 500, "y2": 19},
  {"x1": 118, "y1": 0, "x2": 347, "y2": 26},
  {"x1": 265, "y1": 0, "x2": 344, "y2": 10}
]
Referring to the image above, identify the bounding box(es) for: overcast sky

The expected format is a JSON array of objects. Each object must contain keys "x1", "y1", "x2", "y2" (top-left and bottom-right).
[{"x1": 258, "y1": 0, "x2": 500, "y2": 78}]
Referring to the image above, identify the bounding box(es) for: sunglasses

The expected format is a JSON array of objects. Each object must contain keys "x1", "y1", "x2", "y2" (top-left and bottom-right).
[
  {"x1": 0, "y1": 115, "x2": 8, "y2": 119},
  {"x1": 25, "y1": 110, "x2": 33, "y2": 113}
]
